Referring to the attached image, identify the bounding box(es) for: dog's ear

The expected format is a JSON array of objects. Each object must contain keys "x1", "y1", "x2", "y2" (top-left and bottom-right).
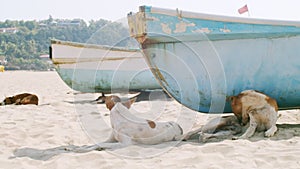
[
  {"x1": 105, "y1": 96, "x2": 115, "y2": 110},
  {"x1": 122, "y1": 97, "x2": 137, "y2": 109},
  {"x1": 226, "y1": 96, "x2": 234, "y2": 102},
  {"x1": 3, "y1": 97, "x2": 11, "y2": 105},
  {"x1": 96, "y1": 95, "x2": 106, "y2": 103},
  {"x1": 105, "y1": 95, "x2": 121, "y2": 110}
]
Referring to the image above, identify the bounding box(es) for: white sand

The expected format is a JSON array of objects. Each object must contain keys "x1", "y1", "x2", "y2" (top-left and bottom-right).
[{"x1": 1, "y1": 71, "x2": 300, "y2": 169}]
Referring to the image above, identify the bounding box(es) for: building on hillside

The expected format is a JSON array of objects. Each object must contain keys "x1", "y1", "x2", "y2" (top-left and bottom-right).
[
  {"x1": 0, "y1": 56, "x2": 7, "y2": 65},
  {"x1": 0, "y1": 27, "x2": 18, "y2": 33},
  {"x1": 39, "y1": 54, "x2": 52, "y2": 63},
  {"x1": 57, "y1": 19, "x2": 81, "y2": 27}
]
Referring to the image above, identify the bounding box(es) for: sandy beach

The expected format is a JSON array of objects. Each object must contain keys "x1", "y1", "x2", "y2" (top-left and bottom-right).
[{"x1": 1, "y1": 71, "x2": 300, "y2": 169}]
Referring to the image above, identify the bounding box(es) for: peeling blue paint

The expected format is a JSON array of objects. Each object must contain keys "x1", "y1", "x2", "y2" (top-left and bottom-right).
[
  {"x1": 128, "y1": 6, "x2": 300, "y2": 113},
  {"x1": 141, "y1": 6, "x2": 300, "y2": 42}
]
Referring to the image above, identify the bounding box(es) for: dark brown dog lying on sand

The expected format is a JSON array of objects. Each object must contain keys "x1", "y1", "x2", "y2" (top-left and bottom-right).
[{"x1": 1, "y1": 93, "x2": 38, "y2": 105}]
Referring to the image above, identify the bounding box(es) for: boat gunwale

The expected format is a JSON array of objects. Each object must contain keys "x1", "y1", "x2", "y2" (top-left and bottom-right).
[
  {"x1": 51, "y1": 39, "x2": 141, "y2": 52},
  {"x1": 51, "y1": 57, "x2": 142, "y2": 65},
  {"x1": 141, "y1": 6, "x2": 300, "y2": 27},
  {"x1": 50, "y1": 39, "x2": 143, "y2": 64}
]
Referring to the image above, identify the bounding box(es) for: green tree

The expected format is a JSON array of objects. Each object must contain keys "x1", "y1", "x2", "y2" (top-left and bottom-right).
[{"x1": 0, "y1": 18, "x2": 135, "y2": 70}]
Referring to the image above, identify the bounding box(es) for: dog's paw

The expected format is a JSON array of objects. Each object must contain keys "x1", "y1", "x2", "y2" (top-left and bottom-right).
[
  {"x1": 264, "y1": 126, "x2": 277, "y2": 137},
  {"x1": 264, "y1": 131, "x2": 272, "y2": 137},
  {"x1": 181, "y1": 135, "x2": 190, "y2": 141},
  {"x1": 95, "y1": 147, "x2": 105, "y2": 151},
  {"x1": 232, "y1": 136, "x2": 238, "y2": 140},
  {"x1": 264, "y1": 130, "x2": 275, "y2": 137},
  {"x1": 232, "y1": 135, "x2": 247, "y2": 140},
  {"x1": 198, "y1": 133, "x2": 213, "y2": 143}
]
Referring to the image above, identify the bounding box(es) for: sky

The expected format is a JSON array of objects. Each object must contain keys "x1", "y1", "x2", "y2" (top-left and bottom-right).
[{"x1": 1, "y1": 0, "x2": 300, "y2": 22}]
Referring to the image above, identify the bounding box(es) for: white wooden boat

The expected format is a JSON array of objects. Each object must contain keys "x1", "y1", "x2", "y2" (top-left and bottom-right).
[{"x1": 50, "y1": 39, "x2": 160, "y2": 93}]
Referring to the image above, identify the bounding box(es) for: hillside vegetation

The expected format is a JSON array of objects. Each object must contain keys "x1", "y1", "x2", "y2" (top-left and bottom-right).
[{"x1": 0, "y1": 16, "x2": 136, "y2": 70}]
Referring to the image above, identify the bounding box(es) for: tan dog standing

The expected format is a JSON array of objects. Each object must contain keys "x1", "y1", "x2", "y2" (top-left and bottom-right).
[
  {"x1": 1, "y1": 93, "x2": 38, "y2": 105},
  {"x1": 230, "y1": 90, "x2": 278, "y2": 139}
]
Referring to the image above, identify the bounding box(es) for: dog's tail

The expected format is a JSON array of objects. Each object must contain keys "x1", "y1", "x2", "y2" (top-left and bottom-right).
[
  {"x1": 38, "y1": 103, "x2": 51, "y2": 106},
  {"x1": 0, "y1": 94, "x2": 6, "y2": 106}
]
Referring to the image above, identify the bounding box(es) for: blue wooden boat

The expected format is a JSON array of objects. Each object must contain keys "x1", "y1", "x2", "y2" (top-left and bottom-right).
[
  {"x1": 50, "y1": 39, "x2": 160, "y2": 93},
  {"x1": 128, "y1": 6, "x2": 300, "y2": 113}
]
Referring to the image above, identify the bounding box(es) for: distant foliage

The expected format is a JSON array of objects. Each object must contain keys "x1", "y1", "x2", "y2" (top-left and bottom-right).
[{"x1": 0, "y1": 17, "x2": 137, "y2": 70}]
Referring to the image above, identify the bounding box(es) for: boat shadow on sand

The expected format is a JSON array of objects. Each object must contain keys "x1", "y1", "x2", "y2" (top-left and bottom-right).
[
  {"x1": 64, "y1": 90, "x2": 172, "y2": 105},
  {"x1": 11, "y1": 142, "x2": 179, "y2": 161},
  {"x1": 185, "y1": 123, "x2": 300, "y2": 143},
  {"x1": 10, "y1": 123, "x2": 300, "y2": 161}
]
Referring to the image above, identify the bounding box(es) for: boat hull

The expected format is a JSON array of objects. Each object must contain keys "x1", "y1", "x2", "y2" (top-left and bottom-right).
[
  {"x1": 128, "y1": 6, "x2": 300, "y2": 113},
  {"x1": 50, "y1": 40, "x2": 160, "y2": 93}
]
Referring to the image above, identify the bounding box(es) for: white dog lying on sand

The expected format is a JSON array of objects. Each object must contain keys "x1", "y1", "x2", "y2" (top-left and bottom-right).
[{"x1": 72, "y1": 95, "x2": 183, "y2": 151}]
